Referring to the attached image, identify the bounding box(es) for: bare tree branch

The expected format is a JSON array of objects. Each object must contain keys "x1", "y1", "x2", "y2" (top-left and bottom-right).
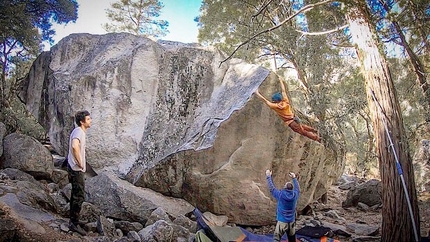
[
  {"x1": 219, "y1": 0, "x2": 334, "y2": 67},
  {"x1": 252, "y1": 0, "x2": 275, "y2": 19},
  {"x1": 331, "y1": 43, "x2": 355, "y2": 48},
  {"x1": 294, "y1": 24, "x2": 348, "y2": 36},
  {"x1": 257, "y1": 52, "x2": 278, "y2": 59}
]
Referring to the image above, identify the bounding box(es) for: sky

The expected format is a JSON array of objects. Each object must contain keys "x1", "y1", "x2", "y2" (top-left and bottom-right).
[{"x1": 47, "y1": 0, "x2": 202, "y2": 50}]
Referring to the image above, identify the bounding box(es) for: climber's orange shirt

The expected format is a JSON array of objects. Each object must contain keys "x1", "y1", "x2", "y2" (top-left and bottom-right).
[{"x1": 268, "y1": 99, "x2": 294, "y2": 125}]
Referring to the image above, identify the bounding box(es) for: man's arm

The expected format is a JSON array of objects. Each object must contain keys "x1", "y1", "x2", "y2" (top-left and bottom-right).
[
  {"x1": 289, "y1": 172, "x2": 300, "y2": 195},
  {"x1": 266, "y1": 170, "x2": 281, "y2": 199},
  {"x1": 71, "y1": 138, "x2": 84, "y2": 170},
  {"x1": 255, "y1": 89, "x2": 278, "y2": 109},
  {"x1": 292, "y1": 178, "x2": 300, "y2": 194},
  {"x1": 278, "y1": 79, "x2": 289, "y2": 101}
]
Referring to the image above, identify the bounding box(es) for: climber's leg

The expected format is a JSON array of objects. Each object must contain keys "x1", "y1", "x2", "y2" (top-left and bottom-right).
[
  {"x1": 301, "y1": 123, "x2": 318, "y2": 134},
  {"x1": 289, "y1": 121, "x2": 320, "y2": 142}
]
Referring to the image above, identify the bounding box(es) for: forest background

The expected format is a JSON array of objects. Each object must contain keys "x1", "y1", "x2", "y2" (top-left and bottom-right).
[{"x1": 0, "y1": 0, "x2": 429, "y2": 241}]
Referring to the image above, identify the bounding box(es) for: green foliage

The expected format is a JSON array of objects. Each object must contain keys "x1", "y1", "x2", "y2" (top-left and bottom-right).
[
  {"x1": 0, "y1": 0, "x2": 78, "y2": 106},
  {"x1": 368, "y1": 0, "x2": 429, "y2": 55},
  {"x1": 198, "y1": 0, "x2": 376, "y2": 174},
  {"x1": 198, "y1": 0, "x2": 260, "y2": 58},
  {"x1": 388, "y1": 57, "x2": 427, "y2": 150},
  {"x1": 198, "y1": 0, "x2": 302, "y2": 62},
  {"x1": 197, "y1": 0, "x2": 429, "y2": 178},
  {"x1": 103, "y1": 0, "x2": 169, "y2": 37}
]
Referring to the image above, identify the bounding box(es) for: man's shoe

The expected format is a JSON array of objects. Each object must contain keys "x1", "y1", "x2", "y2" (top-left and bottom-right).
[
  {"x1": 77, "y1": 219, "x2": 89, "y2": 226},
  {"x1": 69, "y1": 222, "x2": 87, "y2": 236}
]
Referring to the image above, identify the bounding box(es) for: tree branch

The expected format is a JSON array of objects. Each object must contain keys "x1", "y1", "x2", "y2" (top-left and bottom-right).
[
  {"x1": 331, "y1": 42, "x2": 355, "y2": 48},
  {"x1": 294, "y1": 24, "x2": 348, "y2": 36},
  {"x1": 252, "y1": 0, "x2": 275, "y2": 19},
  {"x1": 219, "y1": 0, "x2": 334, "y2": 67}
]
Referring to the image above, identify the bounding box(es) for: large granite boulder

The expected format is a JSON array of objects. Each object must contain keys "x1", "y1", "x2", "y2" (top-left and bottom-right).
[
  {"x1": 19, "y1": 33, "x2": 345, "y2": 225},
  {"x1": 342, "y1": 179, "x2": 382, "y2": 208},
  {"x1": 0, "y1": 133, "x2": 53, "y2": 180},
  {"x1": 127, "y1": 73, "x2": 342, "y2": 225},
  {"x1": 85, "y1": 171, "x2": 194, "y2": 225},
  {"x1": 0, "y1": 168, "x2": 57, "y2": 235}
]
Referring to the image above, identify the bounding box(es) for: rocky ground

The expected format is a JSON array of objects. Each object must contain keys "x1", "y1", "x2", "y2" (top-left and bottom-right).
[
  {"x1": 2, "y1": 180, "x2": 430, "y2": 241},
  {"x1": 419, "y1": 192, "x2": 430, "y2": 238},
  {"x1": 329, "y1": 187, "x2": 430, "y2": 241},
  {"x1": 247, "y1": 185, "x2": 430, "y2": 241}
]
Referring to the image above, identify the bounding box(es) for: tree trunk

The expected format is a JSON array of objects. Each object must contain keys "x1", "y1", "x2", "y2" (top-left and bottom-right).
[
  {"x1": 346, "y1": 1, "x2": 420, "y2": 241},
  {"x1": 1, "y1": 49, "x2": 6, "y2": 107},
  {"x1": 1, "y1": 65, "x2": 6, "y2": 107}
]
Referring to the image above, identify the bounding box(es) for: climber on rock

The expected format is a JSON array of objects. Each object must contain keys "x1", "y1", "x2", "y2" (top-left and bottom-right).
[{"x1": 255, "y1": 78, "x2": 321, "y2": 143}]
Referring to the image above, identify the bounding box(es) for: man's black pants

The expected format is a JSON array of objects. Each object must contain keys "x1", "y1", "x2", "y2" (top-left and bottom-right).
[{"x1": 67, "y1": 164, "x2": 85, "y2": 225}]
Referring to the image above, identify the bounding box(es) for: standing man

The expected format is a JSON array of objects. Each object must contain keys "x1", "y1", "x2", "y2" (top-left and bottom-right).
[
  {"x1": 255, "y1": 78, "x2": 321, "y2": 143},
  {"x1": 67, "y1": 110, "x2": 91, "y2": 236},
  {"x1": 266, "y1": 170, "x2": 300, "y2": 242}
]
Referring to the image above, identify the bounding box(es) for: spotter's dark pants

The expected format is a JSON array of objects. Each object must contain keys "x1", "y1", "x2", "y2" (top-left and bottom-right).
[
  {"x1": 273, "y1": 221, "x2": 296, "y2": 242},
  {"x1": 67, "y1": 164, "x2": 85, "y2": 225}
]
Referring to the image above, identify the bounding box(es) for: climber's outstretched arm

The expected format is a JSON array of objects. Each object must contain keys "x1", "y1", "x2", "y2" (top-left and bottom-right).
[
  {"x1": 279, "y1": 79, "x2": 288, "y2": 101},
  {"x1": 255, "y1": 89, "x2": 277, "y2": 109}
]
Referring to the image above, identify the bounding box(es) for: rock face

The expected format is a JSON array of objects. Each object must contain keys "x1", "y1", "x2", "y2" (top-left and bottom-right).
[
  {"x1": 19, "y1": 33, "x2": 344, "y2": 225},
  {"x1": 85, "y1": 172, "x2": 194, "y2": 224},
  {"x1": 1, "y1": 133, "x2": 53, "y2": 180},
  {"x1": 0, "y1": 168, "x2": 57, "y2": 236},
  {"x1": 127, "y1": 74, "x2": 343, "y2": 225}
]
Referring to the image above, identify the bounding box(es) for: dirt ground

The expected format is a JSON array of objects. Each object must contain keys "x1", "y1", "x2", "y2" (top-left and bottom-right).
[
  {"x1": 320, "y1": 186, "x2": 430, "y2": 240},
  {"x1": 249, "y1": 185, "x2": 430, "y2": 241},
  {"x1": 419, "y1": 192, "x2": 430, "y2": 238}
]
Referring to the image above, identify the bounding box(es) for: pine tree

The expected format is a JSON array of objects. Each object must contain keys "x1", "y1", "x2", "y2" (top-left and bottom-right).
[
  {"x1": 0, "y1": 0, "x2": 78, "y2": 107},
  {"x1": 103, "y1": 0, "x2": 169, "y2": 38}
]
